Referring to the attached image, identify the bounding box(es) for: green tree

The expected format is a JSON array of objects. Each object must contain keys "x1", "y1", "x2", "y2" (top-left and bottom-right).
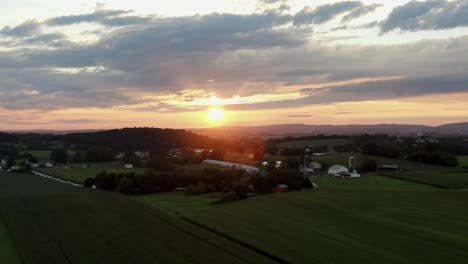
[
  {"x1": 73, "y1": 151, "x2": 84, "y2": 163},
  {"x1": 50, "y1": 149, "x2": 68, "y2": 163}
]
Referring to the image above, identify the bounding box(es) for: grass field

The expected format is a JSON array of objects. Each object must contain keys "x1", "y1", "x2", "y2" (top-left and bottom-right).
[
  {"x1": 135, "y1": 191, "x2": 218, "y2": 216},
  {"x1": 36, "y1": 162, "x2": 146, "y2": 183},
  {"x1": 189, "y1": 184, "x2": 468, "y2": 263},
  {"x1": 311, "y1": 175, "x2": 435, "y2": 191},
  {"x1": 458, "y1": 156, "x2": 468, "y2": 168},
  {"x1": 276, "y1": 138, "x2": 350, "y2": 149},
  {"x1": 308, "y1": 152, "x2": 468, "y2": 189},
  {"x1": 0, "y1": 218, "x2": 21, "y2": 264},
  {"x1": 0, "y1": 171, "x2": 274, "y2": 264}
]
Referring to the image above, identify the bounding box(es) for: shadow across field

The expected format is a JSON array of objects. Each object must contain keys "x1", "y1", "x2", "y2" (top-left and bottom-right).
[{"x1": 0, "y1": 171, "x2": 276, "y2": 264}]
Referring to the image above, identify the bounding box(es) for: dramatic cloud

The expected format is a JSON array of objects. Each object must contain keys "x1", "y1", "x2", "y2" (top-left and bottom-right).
[
  {"x1": 0, "y1": 20, "x2": 41, "y2": 37},
  {"x1": 381, "y1": 0, "x2": 468, "y2": 32},
  {"x1": 1, "y1": 4, "x2": 468, "y2": 118},
  {"x1": 44, "y1": 9, "x2": 151, "y2": 27},
  {"x1": 294, "y1": 1, "x2": 379, "y2": 25},
  {"x1": 341, "y1": 3, "x2": 382, "y2": 23}
]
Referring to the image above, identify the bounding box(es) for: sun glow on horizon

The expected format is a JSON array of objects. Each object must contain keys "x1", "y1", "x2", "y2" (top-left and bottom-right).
[{"x1": 208, "y1": 107, "x2": 224, "y2": 123}]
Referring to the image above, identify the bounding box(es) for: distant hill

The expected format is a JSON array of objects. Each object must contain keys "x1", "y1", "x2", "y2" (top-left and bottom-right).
[
  {"x1": 0, "y1": 129, "x2": 104, "y2": 135},
  {"x1": 0, "y1": 128, "x2": 227, "y2": 153},
  {"x1": 191, "y1": 123, "x2": 468, "y2": 138},
  {"x1": 62, "y1": 128, "x2": 227, "y2": 152}
]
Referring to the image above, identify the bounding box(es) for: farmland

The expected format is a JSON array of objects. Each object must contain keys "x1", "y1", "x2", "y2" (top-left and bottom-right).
[
  {"x1": 458, "y1": 156, "x2": 468, "y2": 168},
  {"x1": 35, "y1": 162, "x2": 146, "y2": 183},
  {"x1": 0, "y1": 171, "x2": 275, "y2": 264},
  {"x1": 276, "y1": 138, "x2": 350, "y2": 149},
  {"x1": 308, "y1": 152, "x2": 468, "y2": 188},
  {"x1": 188, "y1": 181, "x2": 468, "y2": 264},
  {"x1": 135, "y1": 191, "x2": 218, "y2": 216},
  {"x1": 0, "y1": 218, "x2": 21, "y2": 264}
]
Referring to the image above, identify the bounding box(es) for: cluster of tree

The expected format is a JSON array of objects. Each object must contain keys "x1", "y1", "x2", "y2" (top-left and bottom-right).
[
  {"x1": 89, "y1": 167, "x2": 248, "y2": 196},
  {"x1": 407, "y1": 152, "x2": 459, "y2": 167},
  {"x1": 333, "y1": 144, "x2": 355, "y2": 153},
  {"x1": 49, "y1": 147, "x2": 114, "y2": 164},
  {"x1": 361, "y1": 142, "x2": 402, "y2": 158},
  {"x1": 90, "y1": 171, "x2": 177, "y2": 194},
  {"x1": 63, "y1": 128, "x2": 228, "y2": 153},
  {"x1": 169, "y1": 148, "x2": 225, "y2": 165},
  {"x1": 253, "y1": 169, "x2": 306, "y2": 194}
]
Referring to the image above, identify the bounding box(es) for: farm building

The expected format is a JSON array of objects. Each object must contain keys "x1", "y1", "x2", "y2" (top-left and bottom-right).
[
  {"x1": 275, "y1": 184, "x2": 289, "y2": 193},
  {"x1": 203, "y1": 159, "x2": 259, "y2": 173},
  {"x1": 310, "y1": 162, "x2": 322, "y2": 170},
  {"x1": 300, "y1": 167, "x2": 315, "y2": 175},
  {"x1": 379, "y1": 165, "x2": 401, "y2": 171},
  {"x1": 328, "y1": 165, "x2": 349, "y2": 176},
  {"x1": 339, "y1": 171, "x2": 361, "y2": 178},
  {"x1": 135, "y1": 151, "x2": 150, "y2": 159}
]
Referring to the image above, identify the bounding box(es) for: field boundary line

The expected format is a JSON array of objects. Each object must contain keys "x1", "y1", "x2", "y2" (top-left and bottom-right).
[
  {"x1": 182, "y1": 216, "x2": 291, "y2": 264},
  {"x1": 142, "y1": 203, "x2": 278, "y2": 264},
  {"x1": 31, "y1": 170, "x2": 83, "y2": 187},
  {"x1": 378, "y1": 172, "x2": 468, "y2": 189}
]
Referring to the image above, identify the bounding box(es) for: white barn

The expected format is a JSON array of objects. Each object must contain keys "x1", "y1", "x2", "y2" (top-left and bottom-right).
[
  {"x1": 328, "y1": 165, "x2": 349, "y2": 176},
  {"x1": 203, "y1": 159, "x2": 259, "y2": 173}
]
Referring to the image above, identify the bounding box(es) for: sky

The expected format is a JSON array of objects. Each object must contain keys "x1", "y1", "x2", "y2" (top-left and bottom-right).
[{"x1": 1, "y1": 0, "x2": 468, "y2": 130}]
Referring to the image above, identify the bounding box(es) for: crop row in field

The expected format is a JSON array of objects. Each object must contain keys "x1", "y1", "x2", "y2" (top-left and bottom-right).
[
  {"x1": 189, "y1": 186, "x2": 468, "y2": 264},
  {"x1": 0, "y1": 190, "x2": 274, "y2": 264},
  {"x1": 0, "y1": 218, "x2": 21, "y2": 264}
]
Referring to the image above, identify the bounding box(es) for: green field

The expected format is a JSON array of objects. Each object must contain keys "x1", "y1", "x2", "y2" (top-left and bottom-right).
[
  {"x1": 0, "y1": 171, "x2": 274, "y2": 264},
  {"x1": 135, "y1": 191, "x2": 218, "y2": 216},
  {"x1": 308, "y1": 152, "x2": 468, "y2": 188},
  {"x1": 458, "y1": 156, "x2": 468, "y2": 168},
  {"x1": 35, "y1": 162, "x2": 146, "y2": 183},
  {"x1": 188, "y1": 182, "x2": 468, "y2": 263},
  {"x1": 0, "y1": 218, "x2": 21, "y2": 264},
  {"x1": 311, "y1": 175, "x2": 435, "y2": 191},
  {"x1": 277, "y1": 138, "x2": 350, "y2": 149}
]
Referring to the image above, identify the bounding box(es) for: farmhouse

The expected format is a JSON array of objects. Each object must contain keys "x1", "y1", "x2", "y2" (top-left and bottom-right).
[
  {"x1": 328, "y1": 165, "x2": 349, "y2": 176},
  {"x1": 203, "y1": 159, "x2": 259, "y2": 173},
  {"x1": 275, "y1": 184, "x2": 289, "y2": 193}
]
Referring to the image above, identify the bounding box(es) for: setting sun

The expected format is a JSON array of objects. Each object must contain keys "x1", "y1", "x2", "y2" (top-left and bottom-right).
[{"x1": 208, "y1": 107, "x2": 224, "y2": 122}]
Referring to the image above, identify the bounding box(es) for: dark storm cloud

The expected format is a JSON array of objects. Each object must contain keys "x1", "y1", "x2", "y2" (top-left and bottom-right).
[
  {"x1": 0, "y1": 20, "x2": 41, "y2": 37},
  {"x1": 294, "y1": 1, "x2": 379, "y2": 25},
  {"x1": 381, "y1": 0, "x2": 468, "y2": 32}
]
